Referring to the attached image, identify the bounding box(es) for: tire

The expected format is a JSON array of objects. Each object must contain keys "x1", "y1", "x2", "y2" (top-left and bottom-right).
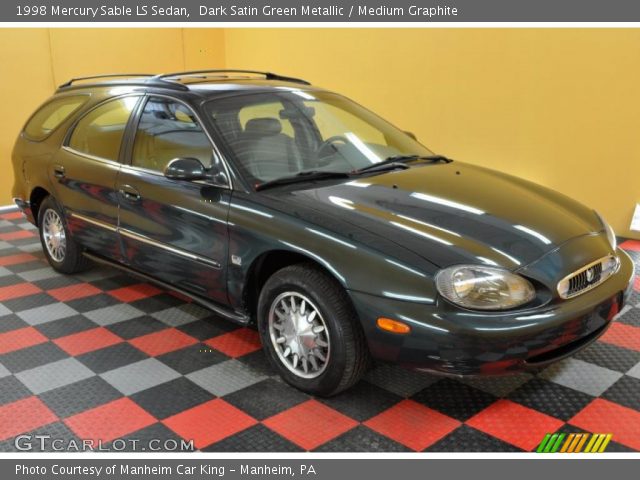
[
  {"x1": 37, "y1": 196, "x2": 91, "y2": 274},
  {"x1": 257, "y1": 263, "x2": 370, "y2": 396}
]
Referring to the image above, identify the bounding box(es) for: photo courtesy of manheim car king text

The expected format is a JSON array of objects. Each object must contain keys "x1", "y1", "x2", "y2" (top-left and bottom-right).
[{"x1": 0, "y1": 0, "x2": 639, "y2": 478}]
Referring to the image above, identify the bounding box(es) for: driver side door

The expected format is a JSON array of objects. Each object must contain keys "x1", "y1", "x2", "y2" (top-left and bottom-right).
[{"x1": 116, "y1": 95, "x2": 232, "y2": 305}]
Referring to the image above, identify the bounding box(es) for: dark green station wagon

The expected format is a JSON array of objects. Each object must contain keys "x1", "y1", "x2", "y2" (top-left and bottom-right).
[{"x1": 12, "y1": 70, "x2": 634, "y2": 395}]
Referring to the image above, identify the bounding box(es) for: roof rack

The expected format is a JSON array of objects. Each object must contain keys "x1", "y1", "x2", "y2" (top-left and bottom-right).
[
  {"x1": 57, "y1": 73, "x2": 190, "y2": 92},
  {"x1": 57, "y1": 69, "x2": 311, "y2": 92},
  {"x1": 59, "y1": 73, "x2": 156, "y2": 88},
  {"x1": 154, "y1": 69, "x2": 311, "y2": 85}
]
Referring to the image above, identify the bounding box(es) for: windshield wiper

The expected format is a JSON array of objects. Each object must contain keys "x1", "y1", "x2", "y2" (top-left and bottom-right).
[
  {"x1": 255, "y1": 170, "x2": 350, "y2": 192},
  {"x1": 355, "y1": 154, "x2": 452, "y2": 174}
]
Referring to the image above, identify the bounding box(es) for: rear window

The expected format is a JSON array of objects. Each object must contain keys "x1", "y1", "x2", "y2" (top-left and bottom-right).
[{"x1": 24, "y1": 95, "x2": 88, "y2": 141}]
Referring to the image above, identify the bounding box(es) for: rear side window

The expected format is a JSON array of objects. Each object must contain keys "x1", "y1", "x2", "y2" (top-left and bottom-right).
[
  {"x1": 68, "y1": 96, "x2": 139, "y2": 162},
  {"x1": 24, "y1": 95, "x2": 88, "y2": 141}
]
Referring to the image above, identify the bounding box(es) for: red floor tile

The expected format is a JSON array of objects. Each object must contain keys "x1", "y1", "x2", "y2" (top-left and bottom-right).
[
  {"x1": 0, "y1": 253, "x2": 38, "y2": 267},
  {"x1": 466, "y1": 399, "x2": 564, "y2": 451},
  {"x1": 163, "y1": 399, "x2": 257, "y2": 449},
  {"x1": 263, "y1": 399, "x2": 358, "y2": 450},
  {"x1": 108, "y1": 283, "x2": 163, "y2": 303},
  {"x1": 48, "y1": 283, "x2": 102, "y2": 302},
  {"x1": 600, "y1": 322, "x2": 640, "y2": 352},
  {"x1": 130, "y1": 328, "x2": 198, "y2": 357},
  {"x1": 620, "y1": 239, "x2": 640, "y2": 252},
  {"x1": 570, "y1": 398, "x2": 640, "y2": 451},
  {"x1": 0, "y1": 230, "x2": 36, "y2": 241},
  {"x1": 0, "y1": 282, "x2": 42, "y2": 302},
  {"x1": 53, "y1": 327, "x2": 123, "y2": 356},
  {"x1": 0, "y1": 397, "x2": 57, "y2": 441},
  {"x1": 64, "y1": 398, "x2": 156, "y2": 444},
  {"x1": 364, "y1": 399, "x2": 461, "y2": 451},
  {"x1": 204, "y1": 328, "x2": 262, "y2": 358},
  {"x1": 0, "y1": 211, "x2": 25, "y2": 220},
  {"x1": 0, "y1": 326, "x2": 48, "y2": 354}
]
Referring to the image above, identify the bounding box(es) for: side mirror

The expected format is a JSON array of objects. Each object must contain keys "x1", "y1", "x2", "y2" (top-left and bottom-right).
[
  {"x1": 404, "y1": 131, "x2": 417, "y2": 141},
  {"x1": 164, "y1": 158, "x2": 207, "y2": 181}
]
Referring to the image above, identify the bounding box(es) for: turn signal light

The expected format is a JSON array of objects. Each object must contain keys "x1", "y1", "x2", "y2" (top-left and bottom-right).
[{"x1": 376, "y1": 317, "x2": 411, "y2": 334}]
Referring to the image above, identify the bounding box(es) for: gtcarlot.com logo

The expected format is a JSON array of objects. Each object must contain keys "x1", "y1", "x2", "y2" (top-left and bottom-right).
[
  {"x1": 14, "y1": 435, "x2": 195, "y2": 452},
  {"x1": 536, "y1": 433, "x2": 613, "y2": 453}
]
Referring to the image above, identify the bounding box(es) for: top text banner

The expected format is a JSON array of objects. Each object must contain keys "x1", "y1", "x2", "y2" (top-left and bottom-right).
[{"x1": 4, "y1": 0, "x2": 640, "y2": 22}]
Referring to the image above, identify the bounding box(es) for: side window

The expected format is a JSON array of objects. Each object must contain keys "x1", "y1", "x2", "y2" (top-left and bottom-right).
[
  {"x1": 68, "y1": 96, "x2": 139, "y2": 161},
  {"x1": 132, "y1": 97, "x2": 213, "y2": 172},
  {"x1": 24, "y1": 95, "x2": 88, "y2": 141}
]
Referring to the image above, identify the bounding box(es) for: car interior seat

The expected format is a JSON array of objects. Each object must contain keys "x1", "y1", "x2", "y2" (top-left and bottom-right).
[{"x1": 233, "y1": 117, "x2": 303, "y2": 181}]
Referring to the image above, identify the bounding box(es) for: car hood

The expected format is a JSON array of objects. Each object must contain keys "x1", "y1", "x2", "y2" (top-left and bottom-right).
[{"x1": 278, "y1": 161, "x2": 603, "y2": 269}]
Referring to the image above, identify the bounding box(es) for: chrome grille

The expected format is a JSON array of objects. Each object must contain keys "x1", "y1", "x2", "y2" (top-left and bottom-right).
[{"x1": 557, "y1": 255, "x2": 619, "y2": 299}]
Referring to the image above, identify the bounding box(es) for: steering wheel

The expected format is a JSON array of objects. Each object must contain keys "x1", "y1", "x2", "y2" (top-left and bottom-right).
[{"x1": 315, "y1": 135, "x2": 349, "y2": 166}]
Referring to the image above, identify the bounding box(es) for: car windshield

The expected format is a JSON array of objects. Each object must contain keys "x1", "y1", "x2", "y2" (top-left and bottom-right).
[{"x1": 204, "y1": 90, "x2": 434, "y2": 186}]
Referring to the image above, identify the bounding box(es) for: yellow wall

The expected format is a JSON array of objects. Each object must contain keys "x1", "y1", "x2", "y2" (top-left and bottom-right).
[
  {"x1": 1, "y1": 28, "x2": 639, "y2": 239},
  {"x1": 225, "y1": 29, "x2": 640, "y2": 239},
  {"x1": 0, "y1": 28, "x2": 225, "y2": 205}
]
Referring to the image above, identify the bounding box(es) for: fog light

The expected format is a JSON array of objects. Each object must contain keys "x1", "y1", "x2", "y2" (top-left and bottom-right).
[{"x1": 377, "y1": 318, "x2": 411, "y2": 334}]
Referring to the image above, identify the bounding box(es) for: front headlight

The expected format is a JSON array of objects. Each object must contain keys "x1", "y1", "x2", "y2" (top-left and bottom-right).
[
  {"x1": 595, "y1": 211, "x2": 617, "y2": 251},
  {"x1": 435, "y1": 265, "x2": 536, "y2": 310}
]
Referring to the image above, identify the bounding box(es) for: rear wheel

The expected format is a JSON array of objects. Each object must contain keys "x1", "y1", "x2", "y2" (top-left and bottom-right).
[
  {"x1": 257, "y1": 263, "x2": 370, "y2": 396},
  {"x1": 38, "y1": 196, "x2": 91, "y2": 274}
]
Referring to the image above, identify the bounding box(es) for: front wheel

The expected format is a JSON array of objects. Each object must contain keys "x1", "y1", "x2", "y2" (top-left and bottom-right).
[
  {"x1": 38, "y1": 196, "x2": 91, "y2": 274},
  {"x1": 257, "y1": 263, "x2": 370, "y2": 396}
]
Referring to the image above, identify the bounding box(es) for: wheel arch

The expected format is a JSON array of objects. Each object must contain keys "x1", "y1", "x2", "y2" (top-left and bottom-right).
[
  {"x1": 241, "y1": 249, "x2": 349, "y2": 322},
  {"x1": 29, "y1": 186, "x2": 51, "y2": 226}
]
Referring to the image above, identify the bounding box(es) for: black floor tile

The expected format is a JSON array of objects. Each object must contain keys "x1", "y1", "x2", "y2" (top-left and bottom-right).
[
  {"x1": 77, "y1": 342, "x2": 148, "y2": 374},
  {"x1": 412, "y1": 378, "x2": 498, "y2": 421},
  {"x1": 39, "y1": 376, "x2": 122, "y2": 418},
  {"x1": 202, "y1": 424, "x2": 303, "y2": 452},
  {"x1": 224, "y1": 378, "x2": 310, "y2": 421},
  {"x1": 131, "y1": 377, "x2": 213, "y2": 420},
  {"x1": 157, "y1": 343, "x2": 228, "y2": 375}
]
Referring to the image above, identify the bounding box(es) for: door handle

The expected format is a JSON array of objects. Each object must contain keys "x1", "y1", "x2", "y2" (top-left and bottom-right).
[
  {"x1": 53, "y1": 165, "x2": 65, "y2": 179},
  {"x1": 118, "y1": 185, "x2": 141, "y2": 202}
]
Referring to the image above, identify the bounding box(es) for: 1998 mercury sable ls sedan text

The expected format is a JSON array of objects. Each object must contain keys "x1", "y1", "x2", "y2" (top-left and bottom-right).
[{"x1": 12, "y1": 70, "x2": 634, "y2": 395}]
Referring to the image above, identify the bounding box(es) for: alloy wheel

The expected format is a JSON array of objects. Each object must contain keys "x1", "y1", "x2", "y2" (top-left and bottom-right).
[
  {"x1": 268, "y1": 291, "x2": 330, "y2": 379},
  {"x1": 42, "y1": 208, "x2": 66, "y2": 262}
]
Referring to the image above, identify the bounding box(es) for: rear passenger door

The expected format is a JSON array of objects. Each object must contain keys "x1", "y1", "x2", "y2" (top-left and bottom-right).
[
  {"x1": 116, "y1": 95, "x2": 231, "y2": 305},
  {"x1": 54, "y1": 95, "x2": 142, "y2": 260}
]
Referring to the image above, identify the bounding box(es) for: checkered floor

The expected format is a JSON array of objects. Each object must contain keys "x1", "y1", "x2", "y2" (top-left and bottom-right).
[{"x1": 1, "y1": 209, "x2": 640, "y2": 452}]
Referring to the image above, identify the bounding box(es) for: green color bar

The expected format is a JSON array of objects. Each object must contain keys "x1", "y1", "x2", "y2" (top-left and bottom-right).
[
  {"x1": 551, "y1": 433, "x2": 566, "y2": 453},
  {"x1": 543, "y1": 434, "x2": 559, "y2": 453},
  {"x1": 537, "y1": 434, "x2": 552, "y2": 453}
]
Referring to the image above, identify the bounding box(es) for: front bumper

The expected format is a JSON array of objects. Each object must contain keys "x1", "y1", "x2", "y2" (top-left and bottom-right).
[{"x1": 351, "y1": 248, "x2": 635, "y2": 376}]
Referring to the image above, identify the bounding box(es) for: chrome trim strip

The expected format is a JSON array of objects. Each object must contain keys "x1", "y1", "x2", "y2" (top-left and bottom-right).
[
  {"x1": 62, "y1": 146, "x2": 122, "y2": 167},
  {"x1": 68, "y1": 212, "x2": 118, "y2": 232},
  {"x1": 69, "y1": 212, "x2": 221, "y2": 269},
  {"x1": 557, "y1": 254, "x2": 620, "y2": 299},
  {"x1": 119, "y1": 228, "x2": 221, "y2": 269}
]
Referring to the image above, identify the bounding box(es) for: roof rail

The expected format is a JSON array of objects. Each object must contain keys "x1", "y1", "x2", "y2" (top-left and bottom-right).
[
  {"x1": 58, "y1": 73, "x2": 155, "y2": 88},
  {"x1": 57, "y1": 70, "x2": 311, "y2": 92},
  {"x1": 154, "y1": 69, "x2": 311, "y2": 85},
  {"x1": 57, "y1": 73, "x2": 190, "y2": 92}
]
